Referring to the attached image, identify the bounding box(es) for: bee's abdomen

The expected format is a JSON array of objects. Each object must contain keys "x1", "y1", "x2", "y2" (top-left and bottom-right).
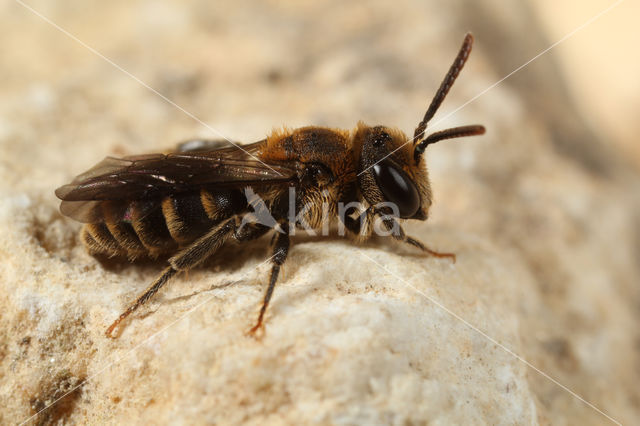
[
  {"x1": 81, "y1": 200, "x2": 176, "y2": 260},
  {"x1": 81, "y1": 189, "x2": 247, "y2": 260}
]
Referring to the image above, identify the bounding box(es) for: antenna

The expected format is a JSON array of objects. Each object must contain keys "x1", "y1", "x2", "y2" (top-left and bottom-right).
[{"x1": 413, "y1": 33, "x2": 485, "y2": 163}]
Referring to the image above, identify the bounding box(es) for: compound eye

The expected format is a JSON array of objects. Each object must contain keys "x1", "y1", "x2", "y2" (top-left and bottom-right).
[{"x1": 372, "y1": 160, "x2": 420, "y2": 218}]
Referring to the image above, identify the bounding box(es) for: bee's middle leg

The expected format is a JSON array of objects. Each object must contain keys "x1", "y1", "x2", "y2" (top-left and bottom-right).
[{"x1": 248, "y1": 223, "x2": 290, "y2": 337}]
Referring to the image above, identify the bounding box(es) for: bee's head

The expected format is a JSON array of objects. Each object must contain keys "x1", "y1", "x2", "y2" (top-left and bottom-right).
[
  {"x1": 355, "y1": 124, "x2": 431, "y2": 220},
  {"x1": 354, "y1": 33, "x2": 485, "y2": 221}
]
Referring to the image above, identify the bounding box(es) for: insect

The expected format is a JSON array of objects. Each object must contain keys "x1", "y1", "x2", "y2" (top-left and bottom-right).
[{"x1": 56, "y1": 33, "x2": 485, "y2": 338}]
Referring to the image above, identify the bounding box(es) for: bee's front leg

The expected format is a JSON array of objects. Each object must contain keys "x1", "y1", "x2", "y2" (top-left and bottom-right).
[
  {"x1": 379, "y1": 216, "x2": 456, "y2": 262},
  {"x1": 341, "y1": 206, "x2": 376, "y2": 241}
]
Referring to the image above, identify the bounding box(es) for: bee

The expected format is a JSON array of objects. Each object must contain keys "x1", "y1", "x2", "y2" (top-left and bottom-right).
[{"x1": 56, "y1": 33, "x2": 485, "y2": 338}]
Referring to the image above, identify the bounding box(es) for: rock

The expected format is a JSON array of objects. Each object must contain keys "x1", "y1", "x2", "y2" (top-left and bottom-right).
[{"x1": 1, "y1": 1, "x2": 638, "y2": 424}]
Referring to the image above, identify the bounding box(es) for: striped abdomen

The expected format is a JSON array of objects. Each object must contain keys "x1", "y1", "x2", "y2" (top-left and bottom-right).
[{"x1": 82, "y1": 188, "x2": 247, "y2": 260}]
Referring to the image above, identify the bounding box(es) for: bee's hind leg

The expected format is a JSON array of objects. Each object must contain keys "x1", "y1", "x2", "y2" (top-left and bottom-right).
[
  {"x1": 105, "y1": 267, "x2": 178, "y2": 338},
  {"x1": 105, "y1": 217, "x2": 237, "y2": 338}
]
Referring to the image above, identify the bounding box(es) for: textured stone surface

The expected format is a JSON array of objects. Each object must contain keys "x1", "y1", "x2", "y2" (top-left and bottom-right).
[{"x1": 1, "y1": 1, "x2": 639, "y2": 424}]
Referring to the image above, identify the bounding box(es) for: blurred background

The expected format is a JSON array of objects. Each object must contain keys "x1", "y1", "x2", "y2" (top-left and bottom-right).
[
  {"x1": 1, "y1": 0, "x2": 638, "y2": 423},
  {"x1": 2, "y1": 1, "x2": 639, "y2": 165},
  {"x1": 535, "y1": 0, "x2": 639, "y2": 165}
]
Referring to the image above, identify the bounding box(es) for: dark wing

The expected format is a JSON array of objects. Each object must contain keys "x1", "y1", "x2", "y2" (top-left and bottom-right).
[{"x1": 56, "y1": 140, "x2": 296, "y2": 223}]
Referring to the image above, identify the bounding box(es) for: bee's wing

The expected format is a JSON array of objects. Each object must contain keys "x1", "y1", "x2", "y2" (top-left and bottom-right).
[{"x1": 56, "y1": 141, "x2": 296, "y2": 223}]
